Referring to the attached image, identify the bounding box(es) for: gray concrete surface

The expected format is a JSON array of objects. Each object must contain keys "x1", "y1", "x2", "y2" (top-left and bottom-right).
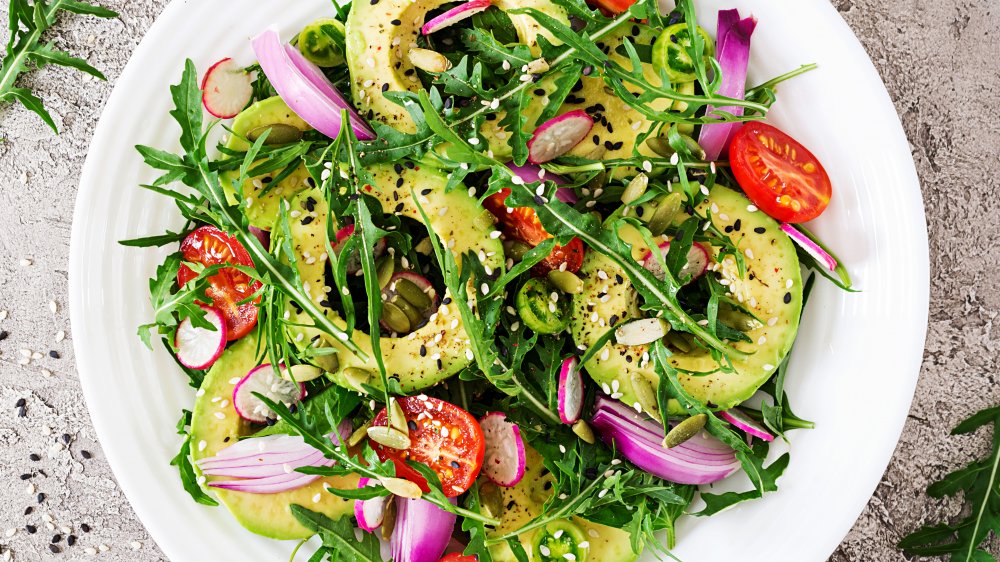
[{"x1": 0, "y1": 0, "x2": 997, "y2": 560}]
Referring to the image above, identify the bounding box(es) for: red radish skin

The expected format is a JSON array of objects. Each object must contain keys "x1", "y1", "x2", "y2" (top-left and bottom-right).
[
  {"x1": 527, "y1": 110, "x2": 594, "y2": 164},
  {"x1": 479, "y1": 412, "x2": 526, "y2": 487},
  {"x1": 201, "y1": 58, "x2": 254, "y2": 119},
  {"x1": 642, "y1": 240, "x2": 710, "y2": 284},
  {"x1": 505, "y1": 163, "x2": 576, "y2": 204},
  {"x1": 232, "y1": 364, "x2": 306, "y2": 423},
  {"x1": 421, "y1": 0, "x2": 491, "y2": 35},
  {"x1": 174, "y1": 305, "x2": 227, "y2": 370},
  {"x1": 355, "y1": 477, "x2": 389, "y2": 532},
  {"x1": 557, "y1": 357, "x2": 584, "y2": 424},
  {"x1": 718, "y1": 408, "x2": 775, "y2": 442}
]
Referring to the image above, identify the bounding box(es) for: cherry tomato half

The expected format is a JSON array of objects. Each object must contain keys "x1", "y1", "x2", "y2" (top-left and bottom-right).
[
  {"x1": 483, "y1": 188, "x2": 584, "y2": 275},
  {"x1": 728, "y1": 122, "x2": 832, "y2": 223},
  {"x1": 176, "y1": 226, "x2": 261, "y2": 341},
  {"x1": 370, "y1": 396, "x2": 485, "y2": 498},
  {"x1": 439, "y1": 554, "x2": 478, "y2": 562},
  {"x1": 585, "y1": 0, "x2": 635, "y2": 15}
]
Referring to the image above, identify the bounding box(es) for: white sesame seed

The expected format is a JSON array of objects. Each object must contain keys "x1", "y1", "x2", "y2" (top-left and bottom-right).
[
  {"x1": 214, "y1": 412, "x2": 225, "y2": 420},
  {"x1": 669, "y1": 153, "x2": 679, "y2": 165},
  {"x1": 786, "y1": 279, "x2": 794, "y2": 289},
  {"x1": 48, "y1": 301, "x2": 57, "y2": 314},
  {"x1": 98, "y1": 544, "x2": 110, "y2": 552},
  {"x1": 767, "y1": 317, "x2": 778, "y2": 326},
  {"x1": 0, "y1": 310, "x2": 6, "y2": 320},
  {"x1": 312, "y1": 493, "x2": 322, "y2": 503},
  {"x1": 468, "y1": 137, "x2": 480, "y2": 145},
  {"x1": 19, "y1": 258, "x2": 32, "y2": 267},
  {"x1": 747, "y1": 204, "x2": 758, "y2": 212},
  {"x1": 745, "y1": 248, "x2": 754, "y2": 259},
  {"x1": 764, "y1": 363, "x2": 775, "y2": 371},
  {"x1": 85, "y1": 547, "x2": 98, "y2": 555},
  {"x1": 490, "y1": 230, "x2": 502, "y2": 239}
]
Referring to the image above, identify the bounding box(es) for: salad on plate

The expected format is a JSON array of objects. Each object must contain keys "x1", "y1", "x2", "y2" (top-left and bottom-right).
[{"x1": 126, "y1": 0, "x2": 853, "y2": 559}]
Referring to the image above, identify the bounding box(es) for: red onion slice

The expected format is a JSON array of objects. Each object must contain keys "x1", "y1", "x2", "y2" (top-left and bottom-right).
[
  {"x1": 719, "y1": 408, "x2": 775, "y2": 442},
  {"x1": 505, "y1": 162, "x2": 576, "y2": 204},
  {"x1": 698, "y1": 9, "x2": 756, "y2": 161},
  {"x1": 390, "y1": 495, "x2": 458, "y2": 562},
  {"x1": 421, "y1": 0, "x2": 491, "y2": 35},
  {"x1": 780, "y1": 223, "x2": 837, "y2": 271}
]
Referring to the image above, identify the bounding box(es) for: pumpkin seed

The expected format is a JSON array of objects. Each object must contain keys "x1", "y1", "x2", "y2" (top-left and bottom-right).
[
  {"x1": 247, "y1": 123, "x2": 303, "y2": 145},
  {"x1": 645, "y1": 137, "x2": 673, "y2": 158},
  {"x1": 367, "y1": 426, "x2": 412, "y2": 450},
  {"x1": 391, "y1": 296, "x2": 422, "y2": 327},
  {"x1": 348, "y1": 421, "x2": 371, "y2": 447},
  {"x1": 380, "y1": 476, "x2": 423, "y2": 499},
  {"x1": 395, "y1": 278, "x2": 432, "y2": 309},
  {"x1": 474, "y1": 209, "x2": 496, "y2": 232},
  {"x1": 380, "y1": 497, "x2": 397, "y2": 541},
  {"x1": 388, "y1": 398, "x2": 409, "y2": 434},
  {"x1": 547, "y1": 270, "x2": 584, "y2": 295},
  {"x1": 718, "y1": 304, "x2": 761, "y2": 332},
  {"x1": 342, "y1": 367, "x2": 372, "y2": 390},
  {"x1": 621, "y1": 173, "x2": 649, "y2": 205},
  {"x1": 376, "y1": 256, "x2": 395, "y2": 288},
  {"x1": 663, "y1": 414, "x2": 707, "y2": 448},
  {"x1": 630, "y1": 372, "x2": 659, "y2": 415},
  {"x1": 647, "y1": 192, "x2": 685, "y2": 236},
  {"x1": 279, "y1": 364, "x2": 323, "y2": 383},
  {"x1": 408, "y1": 47, "x2": 452, "y2": 73},
  {"x1": 414, "y1": 237, "x2": 433, "y2": 255},
  {"x1": 664, "y1": 331, "x2": 693, "y2": 353},
  {"x1": 504, "y1": 240, "x2": 532, "y2": 261},
  {"x1": 381, "y1": 301, "x2": 411, "y2": 333},
  {"x1": 479, "y1": 483, "x2": 504, "y2": 519},
  {"x1": 572, "y1": 420, "x2": 596, "y2": 444}
]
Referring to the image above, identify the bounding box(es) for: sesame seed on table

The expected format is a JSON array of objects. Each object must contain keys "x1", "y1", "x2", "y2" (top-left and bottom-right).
[{"x1": 0, "y1": 0, "x2": 997, "y2": 560}]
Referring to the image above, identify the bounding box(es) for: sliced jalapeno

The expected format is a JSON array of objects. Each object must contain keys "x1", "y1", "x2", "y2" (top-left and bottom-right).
[
  {"x1": 297, "y1": 18, "x2": 347, "y2": 67},
  {"x1": 652, "y1": 23, "x2": 715, "y2": 84},
  {"x1": 516, "y1": 278, "x2": 570, "y2": 334},
  {"x1": 532, "y1": 520, "x2": 589, "y2": 562}
]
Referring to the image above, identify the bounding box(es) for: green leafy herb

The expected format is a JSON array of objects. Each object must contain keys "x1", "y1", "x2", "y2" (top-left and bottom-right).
[
  {"x1": 170, "y1": 410, "x2": 218, "y2": 507},
  {"x1": 2, "y1": 0, "x2": 117, "y2": 132},
  {"x1": 899, "y1": 407, "x2": 1000, "y2": 561},
  {"x1": 291, "y1": 505, "x2": 383, "y2": 562}
]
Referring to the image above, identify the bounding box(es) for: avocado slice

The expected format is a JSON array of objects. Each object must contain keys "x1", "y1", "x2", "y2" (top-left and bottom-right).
[
  {"x1": 189, "y1": 334, "x2": 357, "y2": 539},
  {"x1": 570, "y1": 186, "x2": 803, "y2": 414},
  {"x1": 345, "y1": 0, "x2": 565, "y2": 134},
  {"x1": 487, "y1": 445, "x2": 639, "y2": 562},
  {"x1": 221, "y1": 96, "x2": 314, "y2": 228},
  {"x1": 284, "y1": 164, "x2": 504, "y2": 393}
]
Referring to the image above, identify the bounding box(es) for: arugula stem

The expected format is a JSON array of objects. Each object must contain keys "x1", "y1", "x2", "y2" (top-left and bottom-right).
[
  {"x1": 745, "y1": 64, "x2": 819, "y2": 98},
  {"x1": 485, "y1": 474, "x2": 607, "y2": 544}
]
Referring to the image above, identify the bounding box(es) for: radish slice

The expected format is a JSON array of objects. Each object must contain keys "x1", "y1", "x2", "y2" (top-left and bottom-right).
[
  {"x1": 479, "y1": 412, "x2": 526, "y2": 487},
  {"x1": 332, "y1": 224, "x2": 387, "y2": 274},
  {"x1": 505, "y1": 163, "x2": 576, "y2": 204},
  {"x1": 780, "y1": 223, "x2": 837, "y2": 271},
  {"x1": 558, "y1": 357, "x2": 584, "y2": 424},
  {"x1": 718, "y1": 408, "x2": 775, "y2": 442},
  {"x1": 355, "y1": 477, "x2": 390, "y2": 532},
  {"x1": 232, "y1": 364, "x2": 306, "y2": 423},
  {"x1": 252, "y1": 29, "x2": 375, "y2": 140},
  {"x1": 421, "y1": 0, "x2": 491, "y2": 35},
  {"x1": 642, "y1": 240, "x2": 710, "y2": 284},
  {"x1": 201, "y1": 58, "x2": 253, "y2": 119},
  {"x1": 527, "y1": 110, "x2": 594, "y2": 164},
  {"x1": 174, "y1": 305, "x2": 227, "y2": 370}
]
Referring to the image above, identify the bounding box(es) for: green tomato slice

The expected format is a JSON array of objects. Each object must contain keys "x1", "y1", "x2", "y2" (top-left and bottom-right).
[
  {"x1": 516, "y1": 278, "x2": 570, "y2": 334},
  {"x1": 297, "y1": 18, "x2": 347, "y2": 67},
  {"x1": 532, "y1": 520, "x2": 589, "y2": 562},
  {"x1": 652, "y1": 23, "x2": 715, "y2": 84}
]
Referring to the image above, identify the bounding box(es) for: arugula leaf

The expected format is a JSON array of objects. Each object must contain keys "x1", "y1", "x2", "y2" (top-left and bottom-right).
[
  {"x1": 434, "y1": 56, "x2": 492, "y2": 98},
  {"x1": 170, "y1": 410, "x2": 218, "y2": 507},
  {"x1": 290, "y1": 505, "x2": 383, "y2": 562},
  {"x1": 461, "y1": 28, "x2": 533, "y2": 68},
  {"x1": 899, "y1": 407, "x2": 1000, "y2": 561},
  {"x1": 1, "y1": 0, "x2": 117, "y2": 132}
]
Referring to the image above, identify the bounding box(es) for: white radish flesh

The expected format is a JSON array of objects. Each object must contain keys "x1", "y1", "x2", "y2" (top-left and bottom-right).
[
  {"x1": 355, "y1": 477, "x2": 389, "y2": 532},
  {"x1": 201, "y1": 58, "x2": 254, "y2": 119},
  {"x1": 527, "y1": 110, "x2": 594, "y2": 164},
  {"x1": 558, "y1": 357, "x2": 584, "y2": 424},
  {"x1": 174, "y1": 306, "x2": 227, "y2": 370},
  {"x1": 232, "y1": 364, "x2": 306, "y2": 423},
  {"x1": 480, "y1": 412, "x2": 526, "y2": 487}
]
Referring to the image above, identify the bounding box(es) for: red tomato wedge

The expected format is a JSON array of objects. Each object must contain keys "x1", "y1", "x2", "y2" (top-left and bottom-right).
[
  {"x1": 176, "y1": 226, "x2": 261, "y2": 341},
  {"x1": 586, "y1": 0, "x2": 635, "y2": 15},
  {"x1": 728, "y1": 122, "x2": 832, "y2": 223},
  {"x1": 439, "y1": 554, "x2": 478, "y2": 562},
  {"x1": 369, "y1": 396, "x2": 485, "y2": 497},
  {"x1": 483, "y1": 188, "x2": 584, "y2": 275}
]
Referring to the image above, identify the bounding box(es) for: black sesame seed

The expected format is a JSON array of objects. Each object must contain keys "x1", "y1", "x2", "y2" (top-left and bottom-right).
[
  {"x1": 300, "y1": 216, "x2": 314, "y2": 225},
  {"x1": 543, "y1": 481, "x2": 552, "y2": 490},
  {"x1": 81, "y1": 450, "x2": 92, "y2": 459},
  {"x1": 635, "y1": 206, "x2": 644, "y2": 217},
  {"x1": 734, "y1": 219, "x2": 742, "y2": 231},
  {"x1": 26, "y1": 524, "x2": 36, "y2": 534},
  {"x1": 754, "y1": 227, "x2": 766, "y2": 234},
  {"x1": 0, "y1": 330, "x2": 8, "y2": 341},
  {"x1": 390, "y1": 18, "x2": 401, "y2": 25},
  {"x1": 783, "y1": 292, "x2": 792, "y2": 304},
  {"x1": 485, "y1": 112, "x2": 497, "y2": 121},
  {"x1": 24, "y1": 507, "x2": 33, "y2": 515},
  {"x1": 604, "y1": 140, "x2": 613, "y2": 150},
  {"x1": 533, "y1": 88, "x2": 545, "y2": 96},
  {"x1": 18, "y1": 405, "x2": 26, "y2": 417},
  {"x1": 533, "y1": 195, "x2": 545, "y2": 205},
  {"x1": 506, "y1": 500, "x2": 517, "y2": 510},
  {"x1": 407, "y1": 420, "x2": 417, "y2": 431},
  {"x1": 265, "y1": 417, "x2": 277, "y2": 426},
  {"x1": 223, "y1": 437, "x2": 231, "y2": 443},
  {"x1": 404, "y1": 69, "x2": 414, "y2": 77},
  {"x1": 381, "y1": 82, "x2": 390, "y2": 93},
  {"x1": 289, "y1": 403, "x2": 298, "y2": 414},
  {"x1": 20, "y1": 473, "x2": 31, "y2": 480},
  {"x1": 68, "y1": 535, "x2": 77, "y2": 546},
  {"x1": 592, "y1": 135, "x2": 599, "y2": 145},
  {"x1": 393, "y1": 163, "x2": 404, "y2": 174},
  {"x1": 49, "y1": 544, "x2": 60, "y2": 554},
  {"x1": 609, "y1": 314, "x2": 619, "y2": 326},
  {"x1": 612, "y1": 141, "x2": 624, "y2": 150},
  {"x1": 16, "y1": 398, "x2": 26, "y2": 408},
  {"x1": 395, "y1": 177, "x2": 404, "y2": 188},
  {"x1": 443, "y1": 97, "x2": 454, "y2": 110},
  {"x1": 615, "y1": 274, "x2": 624, "y2": 284},
  {"x1": 52, "y1": 534, "x2": 62, "y2": 543},
  {"x1": 436, "y1": 359, "x2": 443, "y2": 370},
  {"x1": 419, "y1": 345, "x2": 426, "y2": 357},
  {"x1": 442, "y1": 297, "x2": 452, "y2": 305},
  {"x1": 62, "y1": 433, "x2": 71, "y2": 444},
  {"x1": 420, "y1": 188, "x2": 432, "y2": 195},
  {"x1": 631, "y1": 25, "x2": 640, "y2": 36},
  {"x1": 450, "y1": 460, "x2": 460, "y2": 469},
  {"x1": 724, "y1": 225, "x2": 734, "y2": 233},
  {"x1": 37, "y1": 493, "x2": 45, "y2": 503},
  {"x1": 261, "y1": 176, "x2": 272, "y2": 184},
  {"x1": 30, "y1": 453, "x2": 40, "y2": 461},
  {"x1": 49, "y1": 350, "x2": 60, "y2": 359},
  {"x1": 80, "y1": 524, "x2": 91, "y2": 533}
]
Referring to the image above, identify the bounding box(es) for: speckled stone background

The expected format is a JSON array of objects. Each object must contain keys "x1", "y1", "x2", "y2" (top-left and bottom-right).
[{"x1": 0, "y1": 0, "x2": 997, "y2": 560}]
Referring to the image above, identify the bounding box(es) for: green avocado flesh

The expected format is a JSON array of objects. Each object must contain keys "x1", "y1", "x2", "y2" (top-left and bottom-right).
[
  {"x1": 570, "y1": 186, "x2": 803, "y2": 415},
  {"x1": 488, "y1": 445, "x2": 639, "y2": 562},
  {"x1": 284, "y1": 164, "x2": 504, "y2": 393},
  {"x1": 188, "y1": 334, "x2": 357, "y2": 539}
]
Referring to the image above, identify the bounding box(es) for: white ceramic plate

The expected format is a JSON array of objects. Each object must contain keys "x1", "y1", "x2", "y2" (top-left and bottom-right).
[{"x1": 69, "y1": 0, "x2": 928, "y2": 560}]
